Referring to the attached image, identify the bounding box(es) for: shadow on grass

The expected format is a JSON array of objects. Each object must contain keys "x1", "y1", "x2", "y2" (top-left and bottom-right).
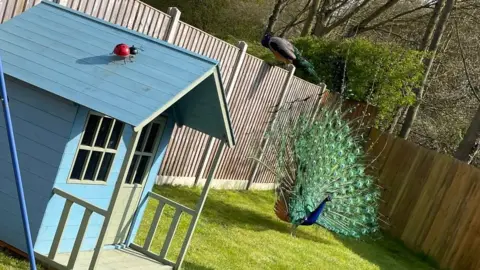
[
  {"x1": 183, "y1": 261, "x2": 215, "y2": 270},
  {"x1": 332, "y1": 232, "x2": 441, "y2": 270},
  {"x1": 152, "y1": 185, "x2": 331, "y2": 246}
]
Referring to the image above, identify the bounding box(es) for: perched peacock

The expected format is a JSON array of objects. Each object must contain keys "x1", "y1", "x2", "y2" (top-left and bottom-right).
[
  {"x1": 263, "y1": 99, "x2": 382, "y2": 238},
  {"x1": 261, "y1": 33, "x2": 321, "y2": 83}
]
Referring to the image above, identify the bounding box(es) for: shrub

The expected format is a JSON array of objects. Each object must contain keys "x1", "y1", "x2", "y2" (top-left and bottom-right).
[{"x1": 291, "y1": 37, "x2": 424, "y2": 127}]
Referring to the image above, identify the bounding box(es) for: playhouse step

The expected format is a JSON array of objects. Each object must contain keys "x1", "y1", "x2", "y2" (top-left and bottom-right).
[{"x1": 53, "y1": 248, "x2": 173, "y2": 270}]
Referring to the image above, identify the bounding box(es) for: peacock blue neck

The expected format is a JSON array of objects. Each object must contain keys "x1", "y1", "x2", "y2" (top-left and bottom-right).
[
  {"x1": 301, "y1": 195, "x2": 331, "y2": 226},
  {"x1": 261, "y1": 33, "x2": 271, "y2": 48}
]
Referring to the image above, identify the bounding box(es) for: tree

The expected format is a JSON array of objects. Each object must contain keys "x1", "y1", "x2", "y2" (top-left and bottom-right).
[
  {"x1": 452, "y1": 18, "x2": 480, "y2": 163},
  {"x1": 301, "y1": 0, "x2": 321, "y2": 36},
  {"x1": 313, "y1": 0, "x2": 373, "y2": 37},
  {"x1": 344, "y1": 0, "x2": 401, "y2": 37},
  {"x1": 399, "y1": 0, "x2": 454, "y2": 139},
  {"x1": 265, "y1": 0, "x2": 287, "y2": 35},
  {"x1": 455, "y1": 106, "x2": 480, "y2": 163}
]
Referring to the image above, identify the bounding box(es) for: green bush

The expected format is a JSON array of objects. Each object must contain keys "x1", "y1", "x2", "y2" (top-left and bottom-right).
[{"x1": 292, "y1": 37, "x2": 424, "y2": 127}]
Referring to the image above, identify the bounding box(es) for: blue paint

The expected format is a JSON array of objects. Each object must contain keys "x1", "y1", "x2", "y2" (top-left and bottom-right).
[
  {"x1": 35, "y1": 106, "x2": 131, "y2": 254},
  {"x1": 0, "y1": 56, "x2": 37, "y2": 269},
  {"x1": 0, "y1": 2, "x2": 234, "y2": 145},
  {"x1": 0, "y1": 75, "x2": 76, "y2": 254},
  {"x1": 125, "y1": 115, "x2": 175, "y2": 245},
  {"x1": 175, "y1": 73, "x2": 235, "y2": 145}
]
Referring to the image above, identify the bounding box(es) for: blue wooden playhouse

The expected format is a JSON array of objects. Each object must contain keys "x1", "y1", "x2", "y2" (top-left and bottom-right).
[{"x1": 0, "y1": 2, "x2": 235, "y2": 269}]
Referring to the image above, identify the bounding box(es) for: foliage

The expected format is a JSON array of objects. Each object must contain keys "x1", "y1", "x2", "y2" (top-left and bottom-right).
[
  {"x1": 131, "y1": 185, "x2": 437, "y2": 269},
  {"x1": 142, "y1": 0, "x2": 270, "y2": 42},
  {"x1": 292, "y1": 37, "x2": 424, "y2": 127}
]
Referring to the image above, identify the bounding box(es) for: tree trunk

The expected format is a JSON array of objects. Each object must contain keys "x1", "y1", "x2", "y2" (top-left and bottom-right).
[
  {"x1": 265, "y1": 0, "x2": 285, "y2": 35},
  {"x1": 301, "y1": 0, "x2": 322, "y2": 36},
  {"x1": 454, "y1": 105, "x2": 480, "y2": 162},
  {"x1": 312, "y1": 0, "x2": 332, "y2": 36},
  {"x1": 399, "y1": 0, "x2": 454, "y2": 139},
  {"x1": 420, "y1": 0, "x2": 445, "y2": 50},
  {"x1": 388, "y1": 107, "x2": 404, "y2": 134}
]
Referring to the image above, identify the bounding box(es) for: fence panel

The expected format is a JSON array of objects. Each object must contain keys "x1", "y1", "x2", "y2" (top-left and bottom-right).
[{"x1": 369, "y1": 130, "x2": 480, "y2": 270}]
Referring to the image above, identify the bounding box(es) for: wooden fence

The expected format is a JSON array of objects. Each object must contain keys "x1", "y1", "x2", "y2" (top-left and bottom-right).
[
  {"x1": 367, "y1": 129, "x2": 480, "y2": 270},
  {"x1": 0, "y1": 0, "x2": 325, "y2": 188}
]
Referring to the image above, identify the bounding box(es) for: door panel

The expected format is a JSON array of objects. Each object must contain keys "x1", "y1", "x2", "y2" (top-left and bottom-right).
[{"x1": 105, "y1": 117, "x2": 167, "y2": 246}]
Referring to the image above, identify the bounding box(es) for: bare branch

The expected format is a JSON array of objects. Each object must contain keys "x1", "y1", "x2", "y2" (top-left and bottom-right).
[
  {"x1": 349, "y1": 1, "x2": 436, "y2": 36},
  {"x1": 454, "y1": 18, "x2": 480, "y2": 103},
  {"x1": 345, "y1": 0, "x2": 401, "y2": 37},
  {"x1": 314, "y1": 0, "x2": 373, "y2": 36}
]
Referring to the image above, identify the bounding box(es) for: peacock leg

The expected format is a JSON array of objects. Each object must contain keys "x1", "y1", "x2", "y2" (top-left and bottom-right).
[{"x1": 290, "y1": 224, "x2": 298, "y2": 237}]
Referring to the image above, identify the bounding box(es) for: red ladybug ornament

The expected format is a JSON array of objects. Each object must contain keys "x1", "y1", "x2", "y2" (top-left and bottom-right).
[
  {"x1": 111, "y1": 43, "x2": 143, "y2": 64},
  {"x1": 113, "y1": 43, "x2": 131, "y2": 57}
]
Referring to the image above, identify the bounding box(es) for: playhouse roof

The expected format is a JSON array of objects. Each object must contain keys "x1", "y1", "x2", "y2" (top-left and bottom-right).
[{"x1": 0, "y1": 1, "x2": 235, "y2": 146}]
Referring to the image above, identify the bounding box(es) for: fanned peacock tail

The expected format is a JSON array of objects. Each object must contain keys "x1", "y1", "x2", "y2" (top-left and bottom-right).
[
  {"x1": 292, "y1": 47, "x2": 321, "y2": 84},
  {"x1": 272, "y1": 99, "x2": 381, "y2": 238}
]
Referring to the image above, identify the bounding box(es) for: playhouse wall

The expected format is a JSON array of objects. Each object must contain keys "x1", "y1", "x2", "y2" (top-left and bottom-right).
[
  {"x1": 34, "y1": 107, "x2": 175, "y2": 254},
  {"x1": 0, "y1": 76, "x2": 78, "y2": 253},
  {"x1": 34, "y1": 105, "x2": 130, "y2": 254}
]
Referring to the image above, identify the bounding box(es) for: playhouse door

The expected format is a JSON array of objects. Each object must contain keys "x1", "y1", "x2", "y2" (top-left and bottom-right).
[{"x1": 105, "y1": 117, "x2": 167, "y2": 246}]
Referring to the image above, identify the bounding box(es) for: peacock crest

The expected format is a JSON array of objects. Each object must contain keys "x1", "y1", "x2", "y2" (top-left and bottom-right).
[{"x1": 261, "y1": 96, "x2": 383, "y2": 238}]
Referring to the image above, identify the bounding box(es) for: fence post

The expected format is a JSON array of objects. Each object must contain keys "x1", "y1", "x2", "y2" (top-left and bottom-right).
[
  {"x1": 55, "y1": 0, "x2": 69, "y2": 6},
  {"x1": 165, "y1": 7, "x2": 181, "y2": 43},
  {"x1": 246, "y1": 64, "x2": 296, "y2": 190},
  {"x1": 309, "y1": 83, "x2": 327, "y2": 125},
  {"x1": 193, "y1": 41, "x2": 248, "y2": 186}
]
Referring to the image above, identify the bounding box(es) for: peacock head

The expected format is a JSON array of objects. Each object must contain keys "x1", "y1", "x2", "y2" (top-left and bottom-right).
[{"x1": 261, "y1": 32, "x2": 272, "y2": 48}]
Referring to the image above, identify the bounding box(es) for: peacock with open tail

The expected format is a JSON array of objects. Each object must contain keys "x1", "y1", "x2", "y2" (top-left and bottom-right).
[
  {"x1": 260, "y1": 98, "x2": 383, "y2": 238},
  {"x1": 261, "y1": 33, "x2": 321, "y2": 83}
]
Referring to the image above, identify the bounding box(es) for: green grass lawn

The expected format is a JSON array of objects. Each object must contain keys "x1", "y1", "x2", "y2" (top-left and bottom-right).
[
  {"x1": 0, "y1": 248, "x2": 44, "y2": 270},
  {"x1": 133, "y1": 185, "x2": 438, "y2": 270},
  {"x1": 0, "y1": 185, "x2": 438, "y2": 270}
]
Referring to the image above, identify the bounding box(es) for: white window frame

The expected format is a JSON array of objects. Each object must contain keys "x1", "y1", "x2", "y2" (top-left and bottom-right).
[
  {"x1": 68, "y1": 111, "x2": 125, "y2": 185},
  {"x1": 124, "y1": 117, "x2": 166, "y2": 186}
]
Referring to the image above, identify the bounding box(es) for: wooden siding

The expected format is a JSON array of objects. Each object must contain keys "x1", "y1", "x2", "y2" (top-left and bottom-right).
[
  {"x1": 0, "y1": 76, "x2": 77, "y2": 253},
  {"x1": 34, "y1": 105, "x2": 125, "y2": 254},
  {"x1": 35, "y1": 108, "x2": 174, "y2": 254},
  {"x1": 367, "y1": 129, "x2": 480, "y2": 270}
]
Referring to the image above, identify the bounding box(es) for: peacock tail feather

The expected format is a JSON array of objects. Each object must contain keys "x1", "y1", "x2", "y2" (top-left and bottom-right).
[
  {"x1": 271, "y1": 99, "x2": 381, "y2": 238},
  {"x1": 293, "y1": 47, "x2": 321, "y2": 83}
]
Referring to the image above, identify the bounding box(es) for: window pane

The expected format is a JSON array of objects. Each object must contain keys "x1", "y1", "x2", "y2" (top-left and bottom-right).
[
  {"x1": 95, "y1": 118, "x2": 113, "y2": 148},
  {"x1": 136, "y1": 127, "x2": 149, "y2": 151},
  {"x1": 84, "y1": 151, "x2": 102, "y2": 180},
  {"x1": 125, "y1": 155, "x2": 139, "y2": 184},
  {"x1": 81, "y1": 115, "x2": 101, "y2": 146},
  {"x1": 107, "y1": 121, "x2": 124, "y2": 149},
  {"x1": 144, "y1": 123, "x2": 161, "y2": 153},
  {"x1": 97, "y1": 153, "x2": 114, "y2": 181},
  {"x1": 133, "y1": 156, "x2": 150, "y2": 184},
  {"x1": 70, "y1": 150, "x2": 88, "y2": 179}
]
